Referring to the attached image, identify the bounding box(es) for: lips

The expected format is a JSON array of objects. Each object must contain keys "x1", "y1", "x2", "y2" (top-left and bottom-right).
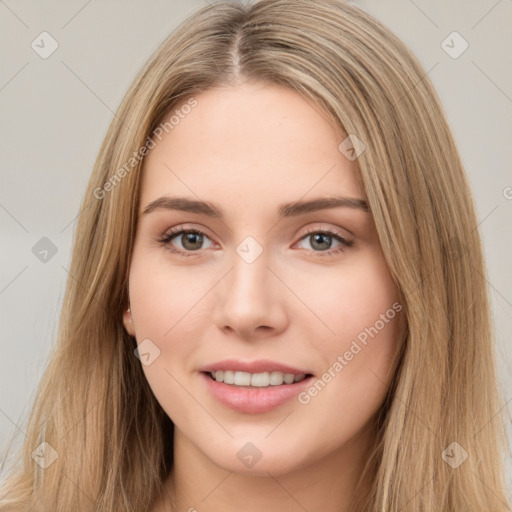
[
  {"x1": 200, "y1": 358, "x2": 313, "y2": 376},
  {"x1": 201, "y1": 372, "x2": 314, "y2": 414},
  {"x1": 199, "y1": 359, "x2": 315, "y2": 414}
]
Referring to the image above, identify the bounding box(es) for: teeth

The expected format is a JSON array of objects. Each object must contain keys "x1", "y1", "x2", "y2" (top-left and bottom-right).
[
  {"x1": 222, "y1": 370, "x2": 234, "y2": 384},
  {"x1": 234, "y1": 371, "x2": 251, "y2": 386},
  {"x1": 210, "y1": 370, "x2": 308, "y2": 387},
  {"x1": 251, "y1": 372, "x2": 269, "y2": 387}
]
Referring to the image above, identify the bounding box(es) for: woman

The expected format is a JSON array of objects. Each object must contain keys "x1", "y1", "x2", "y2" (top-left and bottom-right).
[{"x1": 1, "y1": 1, "x2": 510, "y2": 510}]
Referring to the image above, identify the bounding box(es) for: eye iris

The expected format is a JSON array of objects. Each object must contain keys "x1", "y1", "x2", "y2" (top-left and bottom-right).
[
  {"x1": 182, "y1": 232, "x2": 203, "y2": 250},
  {"x1": 311, "y1": 233, "x2": 331, "y2": 251}
]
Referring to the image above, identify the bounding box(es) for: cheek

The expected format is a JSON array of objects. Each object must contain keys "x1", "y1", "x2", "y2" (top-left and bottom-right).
[
  {"x1": 126, "y1": 249, "x2": 207, "y2": 409},
  {"x1": 299, "y1": 250, "x2": 401, "y2": 412},
  {"x1": 128, "y1": 245, "x2": 212, "y2": 338},
  {"x1": 306, "y1": 250, "x2": 400, "y2": 346}
]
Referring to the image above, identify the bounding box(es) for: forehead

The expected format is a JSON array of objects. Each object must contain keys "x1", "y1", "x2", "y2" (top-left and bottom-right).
[{"x1": 139, "y1": 81, "x2": 363, "y2": 211}]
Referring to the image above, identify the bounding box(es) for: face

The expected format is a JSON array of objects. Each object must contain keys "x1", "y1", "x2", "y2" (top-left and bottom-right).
[{"x1": 123, "y1": 81, "x2": 402, "y2": 476}]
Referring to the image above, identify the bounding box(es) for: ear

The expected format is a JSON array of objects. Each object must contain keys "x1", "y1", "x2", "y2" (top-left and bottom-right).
[{"x1": 122, "y1": 307, "x2": 136, "y2": 337}]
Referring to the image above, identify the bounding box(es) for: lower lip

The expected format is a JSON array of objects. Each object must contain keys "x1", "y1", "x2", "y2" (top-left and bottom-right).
[{"x1": 201, "y1": 372, "x2": 314, "y2": 414}]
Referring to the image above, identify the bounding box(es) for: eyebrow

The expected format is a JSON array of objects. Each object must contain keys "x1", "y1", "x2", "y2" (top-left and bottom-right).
[{"x1": 142, "y1": 195, "x2": 369, "y2": 218}]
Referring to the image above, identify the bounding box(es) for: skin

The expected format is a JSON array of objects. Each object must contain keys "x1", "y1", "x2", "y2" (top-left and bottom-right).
[{"x1": 123, "y1": 80, "x2": 402, "y2": 512}]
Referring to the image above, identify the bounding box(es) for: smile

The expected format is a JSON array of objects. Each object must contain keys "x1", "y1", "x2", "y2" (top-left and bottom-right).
[
  {"x1": 201, "y1": 372, "x2": 315, "y2": 414},
  {"x1": 208, "y1": 370, "x2": 309, "y2": 387}
]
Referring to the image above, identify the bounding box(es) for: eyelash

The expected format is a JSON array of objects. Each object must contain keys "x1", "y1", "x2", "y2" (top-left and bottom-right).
[{"x1": 157, "y1": 226, "x2": 353, "y2": 258}]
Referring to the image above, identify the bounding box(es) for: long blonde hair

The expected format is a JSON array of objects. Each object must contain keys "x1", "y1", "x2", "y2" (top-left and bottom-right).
[{"x1": 1, "y1": 1, "x2": 509, "y2": 510}]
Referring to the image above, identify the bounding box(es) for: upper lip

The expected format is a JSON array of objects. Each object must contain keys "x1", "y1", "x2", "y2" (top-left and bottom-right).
[{"x1": 200, "y1": 359, "x2": 313, "y2": 376}]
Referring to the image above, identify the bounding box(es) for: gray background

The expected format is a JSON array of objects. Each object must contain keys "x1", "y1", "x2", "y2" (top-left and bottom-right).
[{"x1": 1, "y1": 0, "x2": 511, "y2": 497}]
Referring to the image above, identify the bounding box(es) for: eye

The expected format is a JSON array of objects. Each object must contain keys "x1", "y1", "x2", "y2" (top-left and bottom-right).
[
  {"x1": 295, "y1": 227, "x2": 353, "y2": 257},
  {"x1": 157, "y1": 225, "x2": 353, "y2": 258},
  {"x1": 157, "y1": 226, "x2": 214, "y2": 257}
]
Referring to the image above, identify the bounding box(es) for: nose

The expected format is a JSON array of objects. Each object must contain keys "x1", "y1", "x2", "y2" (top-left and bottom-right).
[{"x1": 212, "y1": 248, "x2": 289, "y2": 341}]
